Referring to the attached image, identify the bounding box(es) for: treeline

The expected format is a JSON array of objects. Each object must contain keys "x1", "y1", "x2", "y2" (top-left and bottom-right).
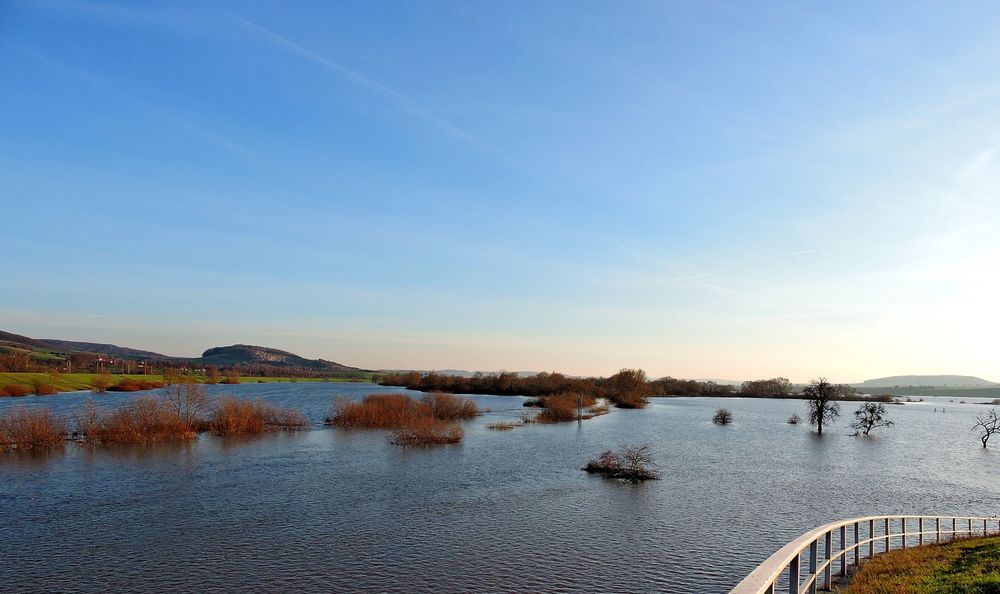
[
  {"x1": 378, "y1": 369, "x2": 653, "y2": 408},
  {"x1": 378, "y1": 371, "x2": 864, "y2": 402}
]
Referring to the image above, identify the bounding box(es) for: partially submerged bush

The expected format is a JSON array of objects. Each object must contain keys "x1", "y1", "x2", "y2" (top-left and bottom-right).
[
  {"x1": 90, "y1": 373, "x2": 113, "y2": 393},
  {"x1": 327, "y1": 393, "x2": 431, "y2": 428},
  {"x1": 31, "y1": 380, "x2": 58, "y2": 395},
  {"x1": 209, "y1": 397, "x2": 307, "y2": 435},
  {"x1": 712, "y1": 408, "x2": 733, "y2": 425},
  {"x1": 538, "y1": 393, "x2": 581, "y2": 423},
  {"x1": 327, "y1": 393, "x2": 473, "y2": 446},
  {"x1": 77, "y1": 398, "x2": 197, "y2": 444},
  {"x1": 584, "y1": 444, "x2": 659, "y2": 482},
  {"x1": 787, "y1": 414, "x2": 801, "y2": 425},
  {"x1": 389, "y1": 418, "x2": 463, "y2": 446},
  {"x1": 421, "y1": 392, "x2": 479, "y2": 420},
  {"x1": 327, "y1": 393, "x2": 478, "y2": 428},
  {"x1": 107, "y1": 379, "x2": 164, "y2": 392},
  {"x1": 0, "y1": 406, "x2": 66, "y2": 451},
  {"x1": 1, "y1": 383, "x2": 32, "y2": 397}
]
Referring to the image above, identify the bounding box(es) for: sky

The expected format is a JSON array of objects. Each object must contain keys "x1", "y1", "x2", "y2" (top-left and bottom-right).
[{"x1": 2, "y1": 1, "x2": 1000, "y2": 382}]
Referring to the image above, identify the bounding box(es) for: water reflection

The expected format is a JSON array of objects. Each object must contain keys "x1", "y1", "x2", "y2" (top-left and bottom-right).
[{"x1": 1, "y1": 386, "x2": 998, "y2": 593}]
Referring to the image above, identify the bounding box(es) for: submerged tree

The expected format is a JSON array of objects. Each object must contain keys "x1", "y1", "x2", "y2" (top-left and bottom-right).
[
  {"x1": 787, "y1": 413, "x2": 801, "y2": 425},
  {"x1": 850, "y1": 402, "x2": 894, "y2": 436},
  {"x1": 973, "y1": 408, "x2": 1000, "y2": 449},
  {"x1": 803, "y1": 377, "x2": 840, "y2": 435}
]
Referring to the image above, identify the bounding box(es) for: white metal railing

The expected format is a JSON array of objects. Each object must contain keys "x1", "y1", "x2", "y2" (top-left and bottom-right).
[{"x1": 730, "y1": 514, "x2": 1000, "y2": 594}]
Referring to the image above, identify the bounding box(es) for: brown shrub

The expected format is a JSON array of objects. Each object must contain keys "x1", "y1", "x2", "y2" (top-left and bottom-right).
[
  {"x1": 209, "y1": 397, "x2": 308, "y2": 435},
  {"x1": 326, "y1": 393, "x2": 433, "y2": 429},
  {"x1": 78, "y1": 398, "x2": 197, "y2": 444},
  {"x1": 105, "y1": 379, "x2": 164, "y2": 392},
  {"x1": 2, "y1": 383, "x2": 33, "y2": 397},
  {"x1": 0, "y1": 407, "x2": 66, "y2": 451},
  {"x1": 584, "y1": 444, "x2": 659, "y2": 482},
  {"x1": 421, "y1": 392, "x2": 478, "y2": 420},
  {"x1": 536, "y1": 393, "x2": 595, "y2": 423},
  {"x1": 389, "y1": 417, "x2": 464, "y2": 446},
  {"x1": 32, "y1": 380, "x2": 58, "y2": 395},
  {"x1": 108, "y1": 379, "x2": 143, "y2": 392},
  {"x1": 91, "y1": 373, "x2": 113, "y2": 393}
]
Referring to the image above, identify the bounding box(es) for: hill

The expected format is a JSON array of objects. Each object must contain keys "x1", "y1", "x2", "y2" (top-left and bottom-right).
[
  {"x1": 200, "y1": 344, "x2": 360, "y2": 372},
  {"x1": 854, "y1": 375, "x2": 996, "y2": 389}
]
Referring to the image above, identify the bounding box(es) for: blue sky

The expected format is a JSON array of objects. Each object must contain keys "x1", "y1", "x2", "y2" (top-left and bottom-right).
[{"x1": 3, "y1": 1, "x2": 1000, "y2": 381}]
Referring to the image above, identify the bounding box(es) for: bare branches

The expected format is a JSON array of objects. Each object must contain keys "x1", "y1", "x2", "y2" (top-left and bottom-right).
[
  {"x1": 973, "y1": 408, "x2": 1000, "y2": 448},
  {"x1": 850, "y1": 402, "x2": 894, "y2": 436}
]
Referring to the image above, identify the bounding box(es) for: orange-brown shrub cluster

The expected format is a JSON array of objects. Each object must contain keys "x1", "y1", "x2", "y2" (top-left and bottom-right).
[
  {"x1": 390, "y1": 417, "x2": 464, "y2": 446},
  {"x1": 107, "y1": 379, "x2": 164, "y2": 392},
  {"x1": 525, "y1": 393, "x2": 597, "y2": 423},
  {"x1": 208, "y1": 397, "x2": 308, "y2": 435},
  {"x1": 1, "y1": 383, "x2": 33, "y2": 397},
  {"x1": 421, "y1": 392, "x2": 479, "y2": 420},
  {"x1": 327, "y1": 393, "x2": 432, "y2": 429},
  {"x1": 326, "y1": 393, "x2": 473, "y2": 445},
  {"x1": 77, "y1": 398, "x2": 197, "y2": 444},
  {"x1": 31, "y1": 381, "x2": 58, "y2": 395},
  {"x1": 0, "y1": 406, "x2": 66, "y2": 451}
]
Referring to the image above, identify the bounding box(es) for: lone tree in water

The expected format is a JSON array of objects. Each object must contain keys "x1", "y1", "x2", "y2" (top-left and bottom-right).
[
  {"x1": 850, "y1": 402, "x2": 893, "y2": 436},
  {"x1": 712, "y1": 408, "x2": 733, "y2": 425},
  {"x1": 973, "y1": 408, "x2": 1000, "y2": 448},
  {"x1": 803, "y1": 377, "x2": 840, "y2": 435}
]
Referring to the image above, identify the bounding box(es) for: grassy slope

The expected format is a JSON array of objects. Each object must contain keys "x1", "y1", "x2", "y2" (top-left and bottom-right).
[
  {"x1": 845, "y1": 536, "x2": 1000, "y2": 594},
  {"x1": 0, "y1": 372, "x2": 375, "y2": 393}
]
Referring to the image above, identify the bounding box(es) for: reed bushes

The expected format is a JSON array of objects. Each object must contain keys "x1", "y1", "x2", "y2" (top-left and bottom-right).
[
  {"x1": 31, "y1": 380, "x2": 58, "y2": 395},
  {"x1": 208, "y1": 397, "x2": 307, "y2": 435},
  {"x1": 1, "y1": 383, "x2": 33, "y2": 397},
  {"x1": 107, "y1": 379, "x2": 165, "y2": 392},
  {"x1": 326, "y1": 393, "x2": 473, "y2": 445},
  {"x1": 0, "y1": 406, "x2": 66, "y2": 451},
  {"x1": 421, "y1": 392, "x2": 479, "y2": 420},
  {"x1": 390, "y1": 417, "x2": 464, "y2": 446},
  {"x1": 77, "y1": 398, "x2": 197, "y2": 444}
]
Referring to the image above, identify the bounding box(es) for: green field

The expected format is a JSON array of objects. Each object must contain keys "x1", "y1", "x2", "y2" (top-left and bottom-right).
[
  {"x1": 845, "y1": 536, "x2": 1000, "y2": 594},
  {"x1": 0, "y1": 372, "x2": 375, "y2": 394}
]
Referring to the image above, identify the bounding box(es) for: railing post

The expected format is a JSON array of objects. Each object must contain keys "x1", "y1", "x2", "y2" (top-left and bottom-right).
[
  {"x1": 936, "y1": 517, "x2": 941, "y2": 543},
  {"x1": 901, "y1": 517, "x2": 907, "y2": 549},
  {"x1": 919, "y1": 518, "x2": 924, "y2": 546},
  {"x1": 885, "y1": 518, "x2": 891, "y2": 552},
  {"x1": 789, "y1": 553, "x2": 800, "y2": 594},
  {"x1": 853, "y1": 522, "x2": 860, "y2": 566},
  {"x1": 985, "y1": 519, "x2": 988, "y2": 535},
  {"x1": 839, "y1": 525, "x2": 847, "y2": 577},
  {"x1": 824, "y1": 530, "x2": 832, "y2": 590},
  {"x1": 868, "y1": 519, "x2": 875, "y2": 558},
  {"x1": 969, "y1": 518, "x2": 973, "y2": 536},
  {"x1": 809, "y1": 540, "x2": 818, "y2": 594},
  {"x1": 952, "y1": 518, "x2": 957, "y2": 541}
]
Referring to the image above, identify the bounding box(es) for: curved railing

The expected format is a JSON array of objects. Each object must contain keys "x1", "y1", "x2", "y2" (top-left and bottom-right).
[{"x1": 730, "y1": 514, "x2": 1000, "y2": 594}]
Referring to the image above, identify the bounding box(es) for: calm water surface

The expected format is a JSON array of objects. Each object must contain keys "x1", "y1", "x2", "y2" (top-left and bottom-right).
[{"x1": 2, "y1": 384, "x2": 998, "y2": 592}]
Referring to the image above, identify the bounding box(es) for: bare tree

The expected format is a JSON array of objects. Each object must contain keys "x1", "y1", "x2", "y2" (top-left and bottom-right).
[
  {"x1": 787, "y1": 414, "x2": 801, "y2": 425},
  {"x1": 850, "y1": 402, "x2": 894, "y2": 436},
  {"x1": 973, "y1": 408, "x2": 1000, "y2": 449},
  {"x1": 803, "y1": 377, "x2": 840, "y2": 435},
  {"x1": 712, "y1": 408, "x2": 733, "y2": 425},
  {"x1": 163, "y1": 382, "x2": 210, "y2": 426}
]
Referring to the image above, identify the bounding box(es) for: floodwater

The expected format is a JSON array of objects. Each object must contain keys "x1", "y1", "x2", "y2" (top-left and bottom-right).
[{"x1": 2, "y1": 384, "x2": 998, "y2": 592}]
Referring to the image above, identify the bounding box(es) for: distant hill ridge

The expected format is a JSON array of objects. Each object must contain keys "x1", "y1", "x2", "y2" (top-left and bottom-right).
[
  {"x1": 854, "y1": 375, "x2": 996, "y2": 389},
  {"x1": 201, "y1": 344, "x2": 359, "y2": 371},
  {"x1": 0, "y1": 330, "x2": 360, "y2": 372}
]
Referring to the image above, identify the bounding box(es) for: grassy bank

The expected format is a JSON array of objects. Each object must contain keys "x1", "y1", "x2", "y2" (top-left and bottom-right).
[
  {"x1": 844, "y1": 536, "x2": 1000, "y2": 594},
  {"x1": 0, "y1": 372, "x2": 373, "y2": 395}
]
